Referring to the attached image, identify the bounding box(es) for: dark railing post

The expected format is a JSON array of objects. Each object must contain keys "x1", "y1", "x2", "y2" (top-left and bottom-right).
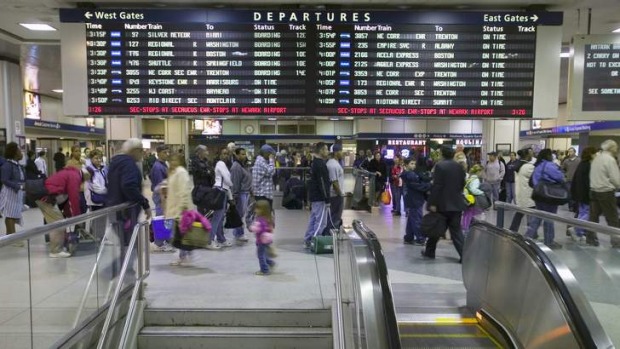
[{"x1": 496, "y1": 202, "x2": 505, "y2": 229}]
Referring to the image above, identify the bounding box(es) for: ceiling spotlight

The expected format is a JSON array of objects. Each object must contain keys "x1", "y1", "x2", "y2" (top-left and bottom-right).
[
  {"x1": 560, "y1": 52, "x2": 571, "y2": 58},
  {"x1": 52, "y1": 89, "x2": 63, "y2": 93},
  {"x1": 19, "y1": 23, "x2": 57, "y2": 31},
  {"x1": 613, "y1": 28, "x2": 620, "y2": 33}
]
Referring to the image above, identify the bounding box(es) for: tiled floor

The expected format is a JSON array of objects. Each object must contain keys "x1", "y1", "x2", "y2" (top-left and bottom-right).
[{"x1": 1, "y1": 197, "x2": 619, "y2": 348}]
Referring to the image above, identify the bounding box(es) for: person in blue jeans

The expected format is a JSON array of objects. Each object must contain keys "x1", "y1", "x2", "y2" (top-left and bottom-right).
[
  {"x1": 251, "y1": 200, "x2": 276, "y2": 275},
  {"x1": 231, "y1": 147, "x2": 252, "y2": 242},
  {"x1": 525, "y1": 149, "x2": 565, "y2": 249},
  {"x1": 303, "y1": 142, "x2": 331, "y2": 248},
  {"x1": 401, "y1": 157, "x2": 431, "y2": 245}
]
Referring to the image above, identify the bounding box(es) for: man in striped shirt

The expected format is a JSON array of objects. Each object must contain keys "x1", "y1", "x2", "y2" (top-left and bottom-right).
[{"x1": 252, "y1": 144, "x2": 276, "y2": 208}]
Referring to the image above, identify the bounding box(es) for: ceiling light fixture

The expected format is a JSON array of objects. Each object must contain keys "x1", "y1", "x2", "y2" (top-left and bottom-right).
[
  {"x1": 560, "y1": 52, "x2": 571, "y2": 58},
  {"x1": 19, "y1": 23, "x2": 57, "y2": 31},
  {"x1": 52, "y1": 89, "x2": 63, "y2": 93},
  {"x1": 613, "y1": 28, "x2": 620, "y2": 33}
]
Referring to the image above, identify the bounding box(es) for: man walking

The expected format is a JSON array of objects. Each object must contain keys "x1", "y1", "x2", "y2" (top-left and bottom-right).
[
  {"x1": 107, "y1": 139, "x2": 152, "y2": 251},
  {"x1": 323, "y1": 144, "x2": 345, "y2": 235},
  {"x1": 231, "y1": 147, "x2": 252, "y2": 242},
  {"x1": 150, "y1": 144, "x2": 174, "y2": 252},
  {"x1": 422, "y1": 146, "x2": 467, "y2": 262},
  {"x1": 252, "y1": 144, "x2": 276, "y2": 208},
  {"x1": 588, "y1": 140, "x2": 620, "y2": 248},
  {"x1": 34, "y1": 150, "x2": 48, "y2": 177},
  {"x1": 562, "y1": 147, "x2": 581, "y2": 213},
  {"x1": 484, "y1": 151, "x2": 505, "y2": 204},
  {"x1": 303, "y1": 142, "x2": 331, "y2": 249}
]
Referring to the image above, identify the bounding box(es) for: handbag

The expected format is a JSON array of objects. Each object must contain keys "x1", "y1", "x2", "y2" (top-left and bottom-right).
[
  {"x1": 224, "y1": 204, "x2": 243, "y2": 229},
  {"x1": 381, "y1": 184, "x2": 392, "y2": 205},
  {"x1": 463, "y1": 178, "x2": 475, "y2": 206},
  {"x1": 531, "y1": 163, "x2": 569, "y2": 205},
  {"x1": 421, "y1": 212, "x2": 448, "y2": 238},
  {"x1": 173, "y1": 221, "x2": 211, "y2": 249},
  {"x1": 91, "y1": 192, "x2": 107, "y2": 205}
]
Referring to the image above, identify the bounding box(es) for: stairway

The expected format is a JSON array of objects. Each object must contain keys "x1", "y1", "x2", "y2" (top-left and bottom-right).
[{"x1": 138, "y1": 308, "x2": 333, "y2": 349}]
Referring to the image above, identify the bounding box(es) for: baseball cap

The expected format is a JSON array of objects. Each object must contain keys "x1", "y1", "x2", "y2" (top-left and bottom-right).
[
  {"x1": 260, "y1": 144, "x2": 275, "y2": 154},
  {"x1": 156, "y1": 144, "x2": 169, "y2": 153},
  {"x1": 330, "y1": 144, "x2": 343, "y2": 153}
]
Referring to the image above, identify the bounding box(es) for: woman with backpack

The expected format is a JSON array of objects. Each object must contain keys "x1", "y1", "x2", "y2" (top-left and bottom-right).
[{"x1": 525, "y1": 148, "x2": 565, "y2": 249}]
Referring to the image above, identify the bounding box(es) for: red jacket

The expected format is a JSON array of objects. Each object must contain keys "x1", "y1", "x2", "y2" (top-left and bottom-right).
[
  {"x1": 45, "y1": 167, "x2": 83, "y2": 217},
  {"x1": 391, "y1": 165, "x2": 403, "y2": 187}
]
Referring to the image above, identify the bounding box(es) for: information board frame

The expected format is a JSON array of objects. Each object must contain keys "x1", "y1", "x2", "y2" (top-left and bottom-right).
[
  {"x1": 568, "y1": 34, "x2": 620, "y2": 120},
  {"x1": 60, "y1": 8, "x2": 563, "y2": 119}
]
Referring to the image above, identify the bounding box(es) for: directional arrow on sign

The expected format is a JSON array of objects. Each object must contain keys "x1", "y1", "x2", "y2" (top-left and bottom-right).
[
  {"x1": 85, "y1": 12, "x2": 93, "y2": 19},
  {"x1": 530, "y1": 14, "x2": 539, "y2": 22}
]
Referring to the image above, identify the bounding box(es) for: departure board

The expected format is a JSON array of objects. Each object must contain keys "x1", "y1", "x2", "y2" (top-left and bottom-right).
[{"x1": 59, "y1": 9, "x2": 563, "y2": 117}]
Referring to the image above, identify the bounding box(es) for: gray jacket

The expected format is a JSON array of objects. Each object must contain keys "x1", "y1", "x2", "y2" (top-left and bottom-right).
[{"x1": 230, "y1": 160, "x2": 252, "y2": 196}]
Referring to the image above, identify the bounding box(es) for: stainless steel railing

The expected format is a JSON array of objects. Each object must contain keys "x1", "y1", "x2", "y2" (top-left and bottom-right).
[
  {"x1": 0, "y1": 203, "x2": 132, "y2": 247},
  {"x1": 494, "y1": 201, "x2": 620, "y2": 238},
  {"x1": 97, "y1": 220, "x2": 150, "y2": 349}
]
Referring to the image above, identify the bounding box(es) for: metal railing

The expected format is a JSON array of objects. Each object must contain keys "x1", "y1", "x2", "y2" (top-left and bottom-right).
[
  {"x1": 333, "y1": 220, "x2": 400, "y2": 349},
  {"x1": 0, "y1": 203, "x2": 131, "y2": 247},
  {"x1": 97, "y1": 220, "x2": 150, "y2": 349},
  {"x1": 494, "y1": 201, "x2": 620, "y2": 238}
]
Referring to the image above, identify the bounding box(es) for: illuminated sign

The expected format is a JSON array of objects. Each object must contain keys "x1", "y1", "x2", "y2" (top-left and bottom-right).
[{"x1": 59, "y1": 9, "x2": 562, "y2": 118}]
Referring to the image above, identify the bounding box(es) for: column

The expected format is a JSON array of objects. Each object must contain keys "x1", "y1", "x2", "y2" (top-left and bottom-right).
[{"x1": 0, "y1": 60, "x2": 25, "y2": 143}]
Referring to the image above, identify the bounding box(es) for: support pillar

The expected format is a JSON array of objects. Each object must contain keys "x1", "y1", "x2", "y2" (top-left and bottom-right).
[{"x1": 0, "y1": 60, "x2": 25, "y2": 144}]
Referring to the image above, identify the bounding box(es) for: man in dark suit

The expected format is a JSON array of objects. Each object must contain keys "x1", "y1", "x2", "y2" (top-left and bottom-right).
[{"x1": 423, "y1": 146, "x2": 467, "y2": 262}]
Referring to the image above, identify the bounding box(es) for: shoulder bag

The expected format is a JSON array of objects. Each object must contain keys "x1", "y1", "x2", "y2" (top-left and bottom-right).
[{"x1": 531, "y1": 163, "x2": 569, "y2": 205}]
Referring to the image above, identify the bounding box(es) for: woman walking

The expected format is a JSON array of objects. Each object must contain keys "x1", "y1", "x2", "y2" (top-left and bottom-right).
[
  {"x1": 0, "y1": 143, "x2": 26, "y2": 247},
  {"x1": 525, "y1": 149, "x2": 566, "y2": 249},
  {"x1": 166, "y1": 154, "x2": 196, "y2": 266},
  {"x1": 208, "y1": 148, "x2": 234, "y2": 249}
]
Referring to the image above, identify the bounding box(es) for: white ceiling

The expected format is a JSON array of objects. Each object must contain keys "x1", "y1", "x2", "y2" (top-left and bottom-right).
[{"x1": 0, "y1": 0, "x2": 618, "y2": 98}]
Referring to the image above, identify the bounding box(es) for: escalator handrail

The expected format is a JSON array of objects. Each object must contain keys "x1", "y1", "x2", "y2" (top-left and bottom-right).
[
  {"x1": 470, "y1": 220, "x2": 610, "y2": 349},
  {"x1": 352, "y1": 220, "x2": 402, "y2": 349}
]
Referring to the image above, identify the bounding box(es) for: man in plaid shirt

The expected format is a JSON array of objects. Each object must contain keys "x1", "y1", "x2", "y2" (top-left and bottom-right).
[{"x1": 252, "y1": 144, "x2": 276, "y2": 208}]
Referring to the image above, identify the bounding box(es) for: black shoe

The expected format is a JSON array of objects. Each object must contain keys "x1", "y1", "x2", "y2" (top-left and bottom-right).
[
  {"x1": 393, "y1": 212, "x2": 401, "y2": 216},
  {"x1": 546, "y1": 242, "x2": 563, "y2": 250},
  {"x1": 414, "y1": 240, "x2": 426, "y2": 246},
  {"x1": 586, "y1": 239, "x2": 600, "y2": 247},
  {"x1": 421, "y1": 250, "x2": 435, "y2": 259},
  {"x1": 403, "y1": 240, "x2": 414, "y2": 245}
]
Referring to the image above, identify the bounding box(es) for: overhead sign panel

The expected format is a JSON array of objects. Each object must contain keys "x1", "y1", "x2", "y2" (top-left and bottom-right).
[{"x1": 59, "y1": 9, "x2": 563, "y2": 118}]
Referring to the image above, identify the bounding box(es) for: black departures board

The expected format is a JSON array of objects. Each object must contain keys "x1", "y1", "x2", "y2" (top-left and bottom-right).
[
  {"x1": 59, "y1": 9, "x2": 563, "y2": 117},
  {"x1": 582, "y1": 43, "x2": 620, "y2": 111}
]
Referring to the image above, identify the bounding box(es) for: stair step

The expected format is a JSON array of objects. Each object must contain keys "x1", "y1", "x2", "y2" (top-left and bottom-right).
[
  {"x1": 143, "y1": 308, "x2": 332, "y2": 327},
  {"x1": 398, "y1": 322, "x2": 499, "y2": 348},
  {"x1": 138, "y1": 326, "x2": 332, "y2": 349}
]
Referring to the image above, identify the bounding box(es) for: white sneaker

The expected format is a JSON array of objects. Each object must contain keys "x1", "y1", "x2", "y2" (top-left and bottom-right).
[
  {"x1": 236, "y1": 235, "x2": 249, "y2": 242},
  {"x1": 49, "y1": 251, "x2": 71, "y2": 258},
  {"x1": 206, "y1": 242, "x2": 221, "y2": 250},
  {"x1": 220, "y1": 240, "x2": 233, "y2": 248},
  {"x1": 150, "y1": 242, "x2": 164, "y2": 253},
  {"x1": 161, "y1": 242, "x2": 176, "y2": 253}
]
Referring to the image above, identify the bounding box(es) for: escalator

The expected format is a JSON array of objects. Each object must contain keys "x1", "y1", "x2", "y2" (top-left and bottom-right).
[{"x1": 339, "y1": 220, "x2": 614, "y2": 349}]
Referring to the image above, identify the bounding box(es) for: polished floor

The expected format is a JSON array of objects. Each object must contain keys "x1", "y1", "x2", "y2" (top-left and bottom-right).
[{"x1": 1, "y1": 196, "x2": 619, "y2": 348}]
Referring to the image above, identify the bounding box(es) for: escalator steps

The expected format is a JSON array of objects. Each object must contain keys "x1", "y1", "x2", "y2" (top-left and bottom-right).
[{"x1": 398, "y1": 323, "x2": 500, "y2": 348}]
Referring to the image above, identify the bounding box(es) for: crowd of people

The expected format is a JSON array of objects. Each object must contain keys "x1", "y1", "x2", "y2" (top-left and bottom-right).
[{"x1": 1, "y1": 137, "x2": 618, "y2": 268}]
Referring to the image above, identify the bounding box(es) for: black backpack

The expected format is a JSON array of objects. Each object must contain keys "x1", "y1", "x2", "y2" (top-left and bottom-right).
[{"x1": 25, "y1": 178, "x2": 49, "y2": 202}]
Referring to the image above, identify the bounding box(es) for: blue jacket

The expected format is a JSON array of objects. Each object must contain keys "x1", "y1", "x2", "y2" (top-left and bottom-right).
[
  {"x1": 150, "y1": 159, "x2": 168, "y2": 191},
  {"x1": 401, "y1": 170, "x2": 430, "y2": 209},
  {"x1": 1, "y1": 159, "x2": 23, "y2": 192},
  {"x1": 532, "y1": 160, "x2": 565, "y2": 187},
  {"x1": 107, "y1": 154, "x2": 149, "y2": 210}
]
